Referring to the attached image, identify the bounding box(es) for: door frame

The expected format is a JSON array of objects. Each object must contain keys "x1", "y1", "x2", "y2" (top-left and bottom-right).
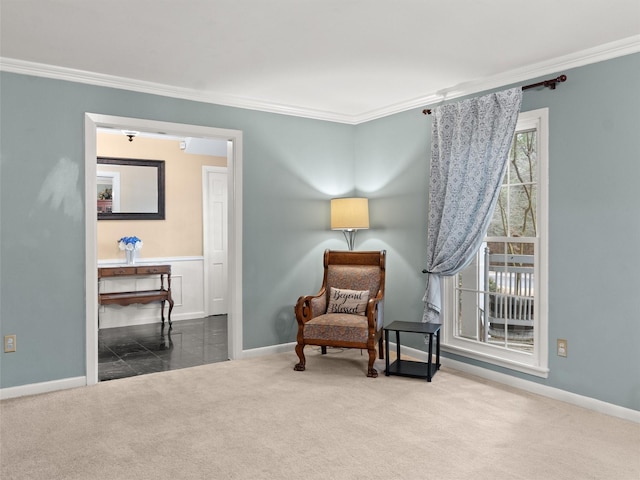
[{"x1": 84, "y1": 113, "x2": 243, "y2": 386}]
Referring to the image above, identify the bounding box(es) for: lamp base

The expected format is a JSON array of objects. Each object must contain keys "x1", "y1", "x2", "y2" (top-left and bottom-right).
[{"x1": 342, "y1": 229, "x2": 357, "y2": 251}]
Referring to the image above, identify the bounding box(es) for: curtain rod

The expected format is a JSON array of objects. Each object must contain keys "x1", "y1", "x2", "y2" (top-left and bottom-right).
[{"x1": 422, "y1": 74, "x2": 567, "y2": 115}]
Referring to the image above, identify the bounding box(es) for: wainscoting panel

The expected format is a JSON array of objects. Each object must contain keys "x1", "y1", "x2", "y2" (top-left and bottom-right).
[{"x1": 98, "y1": 257, "x2": 205, "y2": 329}]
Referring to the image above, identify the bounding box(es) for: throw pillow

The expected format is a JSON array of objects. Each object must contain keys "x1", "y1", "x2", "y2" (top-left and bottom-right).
[{"x1": 327, "y1": 287, "x2": 369, "y2": 315}]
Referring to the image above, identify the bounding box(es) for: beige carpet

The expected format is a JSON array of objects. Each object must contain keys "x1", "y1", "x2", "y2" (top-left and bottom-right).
[{"x1": 1, "y1": 348, "x2": 639, "y2": 480}]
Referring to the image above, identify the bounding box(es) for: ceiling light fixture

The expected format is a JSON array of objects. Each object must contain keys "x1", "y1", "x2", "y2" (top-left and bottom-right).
[{"x1": 122, "y1": 130, "x2": 139, "y2": 142}]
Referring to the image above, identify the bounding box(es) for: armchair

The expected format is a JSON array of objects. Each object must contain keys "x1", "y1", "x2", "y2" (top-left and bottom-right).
[{"x1": 294, "y1": 249, "x2": 386, "y2": 377}]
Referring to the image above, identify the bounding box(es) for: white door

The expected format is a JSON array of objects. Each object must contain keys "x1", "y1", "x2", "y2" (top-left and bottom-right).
[{"x1": 204, "y1": 166, "x2": 228, "y2": 315}]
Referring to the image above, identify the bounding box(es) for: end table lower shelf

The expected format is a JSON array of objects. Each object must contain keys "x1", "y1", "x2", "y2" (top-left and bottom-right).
[
  {"x1": 384, "y1": 320, "x2": 441, "y2": 382},
  {"x1": 386, "y1": 358, "x2": 439, "y2": 379}
]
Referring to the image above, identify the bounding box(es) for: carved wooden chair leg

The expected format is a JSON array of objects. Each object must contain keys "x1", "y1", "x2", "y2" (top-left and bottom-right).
[
  {"x1": 294, "y1": 343, "x2": 306, "y2": 371},
  {"x1": 366, "y1": 349, "x2": 378, "y2": 378},
  {"x1": 378, "y1": 335, "x2": 384, "y2": 359}
]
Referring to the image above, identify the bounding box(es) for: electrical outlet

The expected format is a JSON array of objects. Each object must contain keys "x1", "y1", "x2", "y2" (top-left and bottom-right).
[
  {"x1": 557, "y1": 338, "x2": 567, "y2": 357},
  {"x1": 4, "y1": 335, "x2": 16, "y2": 353}
]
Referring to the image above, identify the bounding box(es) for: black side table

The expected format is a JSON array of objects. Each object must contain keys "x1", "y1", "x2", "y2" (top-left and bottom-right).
[{"x1": 384, "y1": 321, "x2": 441, "y2": 382}]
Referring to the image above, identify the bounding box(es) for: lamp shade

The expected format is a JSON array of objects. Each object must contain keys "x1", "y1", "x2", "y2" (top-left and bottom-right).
[{"x1": 330, "y1": 198, "x2": 369, "y2": 230}]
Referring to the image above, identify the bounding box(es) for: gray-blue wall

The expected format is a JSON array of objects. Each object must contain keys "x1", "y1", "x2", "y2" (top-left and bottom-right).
[
  {"x1": 0, "y1": 74, "x2": 355, "y2": 387},
  {"x1": 355, "y1": 53, "x2": 640, "y2": 410},
  {"x1": 1, "y1": 53, "x2": 638, "y2": 410}
]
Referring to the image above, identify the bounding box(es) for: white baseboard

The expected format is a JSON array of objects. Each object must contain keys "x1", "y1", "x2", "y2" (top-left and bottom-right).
[
  {"x1": 0, "y1": 376, "x2": 87, "y2": 400},
  {"x1": 241, "y1": 341, "x2": 638, "y2": 423},
  {"x1": 397, "y1": 343, "x2": 640, "y2": 424},
  {"x1": 241, "y1": 342, "x2": 296, "y2": 359},
  {"x1": 0, "y1": 340, "x2": 279, "y2": 400},
  {"x1": 98, "y1": 311, "x2": 208, "y2": 329},
  {"x1": 5, "y1": 342, "x2": 637, "y2": 425},
  {"x1": 242, "y1": 342, "x2": 639, "y2": 422}
]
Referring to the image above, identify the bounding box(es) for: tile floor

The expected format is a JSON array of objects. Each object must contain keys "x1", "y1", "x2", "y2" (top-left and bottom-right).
[{"x1": 98, "y1": 315, "x2": 228, "y2": 382}]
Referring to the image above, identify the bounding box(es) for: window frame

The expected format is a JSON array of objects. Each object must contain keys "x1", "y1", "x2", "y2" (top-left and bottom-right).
[{"x1": 442, "y1": 108, "x2": 549, "y2": 378}]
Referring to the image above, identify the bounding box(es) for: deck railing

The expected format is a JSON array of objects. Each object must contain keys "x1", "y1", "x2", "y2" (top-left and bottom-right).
[{"x1": 483, "y1": 248, "x2": 535, "y2": 344}]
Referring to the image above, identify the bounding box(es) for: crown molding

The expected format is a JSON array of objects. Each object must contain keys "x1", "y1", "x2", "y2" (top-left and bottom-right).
[
  {"x1": 1, "y1": 34, "x2": 639, "y2": 125},
  {"x1": 352, "y1": 34, "x2": 640, "y2": 124},
  {"x1": 0, "y1": 58, "x2": 355, "y2": 124}
]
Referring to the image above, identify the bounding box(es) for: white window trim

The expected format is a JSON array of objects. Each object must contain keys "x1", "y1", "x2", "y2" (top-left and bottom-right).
[{"x1": 442, "y1": 108, "x2": 549, "y2": 378}]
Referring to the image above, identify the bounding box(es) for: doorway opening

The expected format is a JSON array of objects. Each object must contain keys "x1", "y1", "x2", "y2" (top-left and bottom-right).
[{"x1": 85, "y1": 113, "x2": 243, "y2": 386}]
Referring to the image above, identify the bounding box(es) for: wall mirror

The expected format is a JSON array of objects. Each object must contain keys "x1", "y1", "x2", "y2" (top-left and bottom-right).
[{"x1": 97, "y1": 157, "x2": 165, "y2": 220}]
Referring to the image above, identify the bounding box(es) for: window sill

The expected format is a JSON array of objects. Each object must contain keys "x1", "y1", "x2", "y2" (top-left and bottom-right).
[{"x1": 442, "y1": 342, "x2": 549, "y2": 378}]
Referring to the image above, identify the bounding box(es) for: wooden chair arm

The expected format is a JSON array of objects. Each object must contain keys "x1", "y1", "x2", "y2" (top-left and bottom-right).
[
  {"x1": 365, "y1": 294, "x2": 384, "y2": 331},
  {"x1": 294, "y1": 288, "x2": 326, "y2": 324}
]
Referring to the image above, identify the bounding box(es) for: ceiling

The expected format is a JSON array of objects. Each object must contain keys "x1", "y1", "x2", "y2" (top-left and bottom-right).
[
  {"x1": 1, "y1": 1, "x2": 639, "y2": 124},
  {"x1": 98, "y1": 127, "x2": 229, "y2": 156}
]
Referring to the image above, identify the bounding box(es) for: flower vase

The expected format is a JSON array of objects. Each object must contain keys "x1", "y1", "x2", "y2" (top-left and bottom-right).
[{"x1": 126, "y1": 249, "x2": 137, "y2": 265}]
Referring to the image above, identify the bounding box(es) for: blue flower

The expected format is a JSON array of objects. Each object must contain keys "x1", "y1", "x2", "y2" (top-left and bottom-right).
[{"x1": 118, "y1": 236, "x2": 143, "y2": 251}]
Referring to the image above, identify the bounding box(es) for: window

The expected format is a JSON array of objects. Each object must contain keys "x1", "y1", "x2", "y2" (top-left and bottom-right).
[{"x1": 442, "y1": 108, "x2": 549, "y2": 377}]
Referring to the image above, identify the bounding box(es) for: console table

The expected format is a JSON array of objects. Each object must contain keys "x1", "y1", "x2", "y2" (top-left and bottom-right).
[
  {"x1": 384, "y1": 321, "x2": 441, "y2": 382},
  {"x1": 98, "y1": 265, "x2": 174, "y2": 327}
]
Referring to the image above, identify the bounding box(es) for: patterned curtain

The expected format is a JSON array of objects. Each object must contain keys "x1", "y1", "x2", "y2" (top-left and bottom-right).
[{"x1": 423, "y1": 88, "x2": 522, "y2": 324}]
